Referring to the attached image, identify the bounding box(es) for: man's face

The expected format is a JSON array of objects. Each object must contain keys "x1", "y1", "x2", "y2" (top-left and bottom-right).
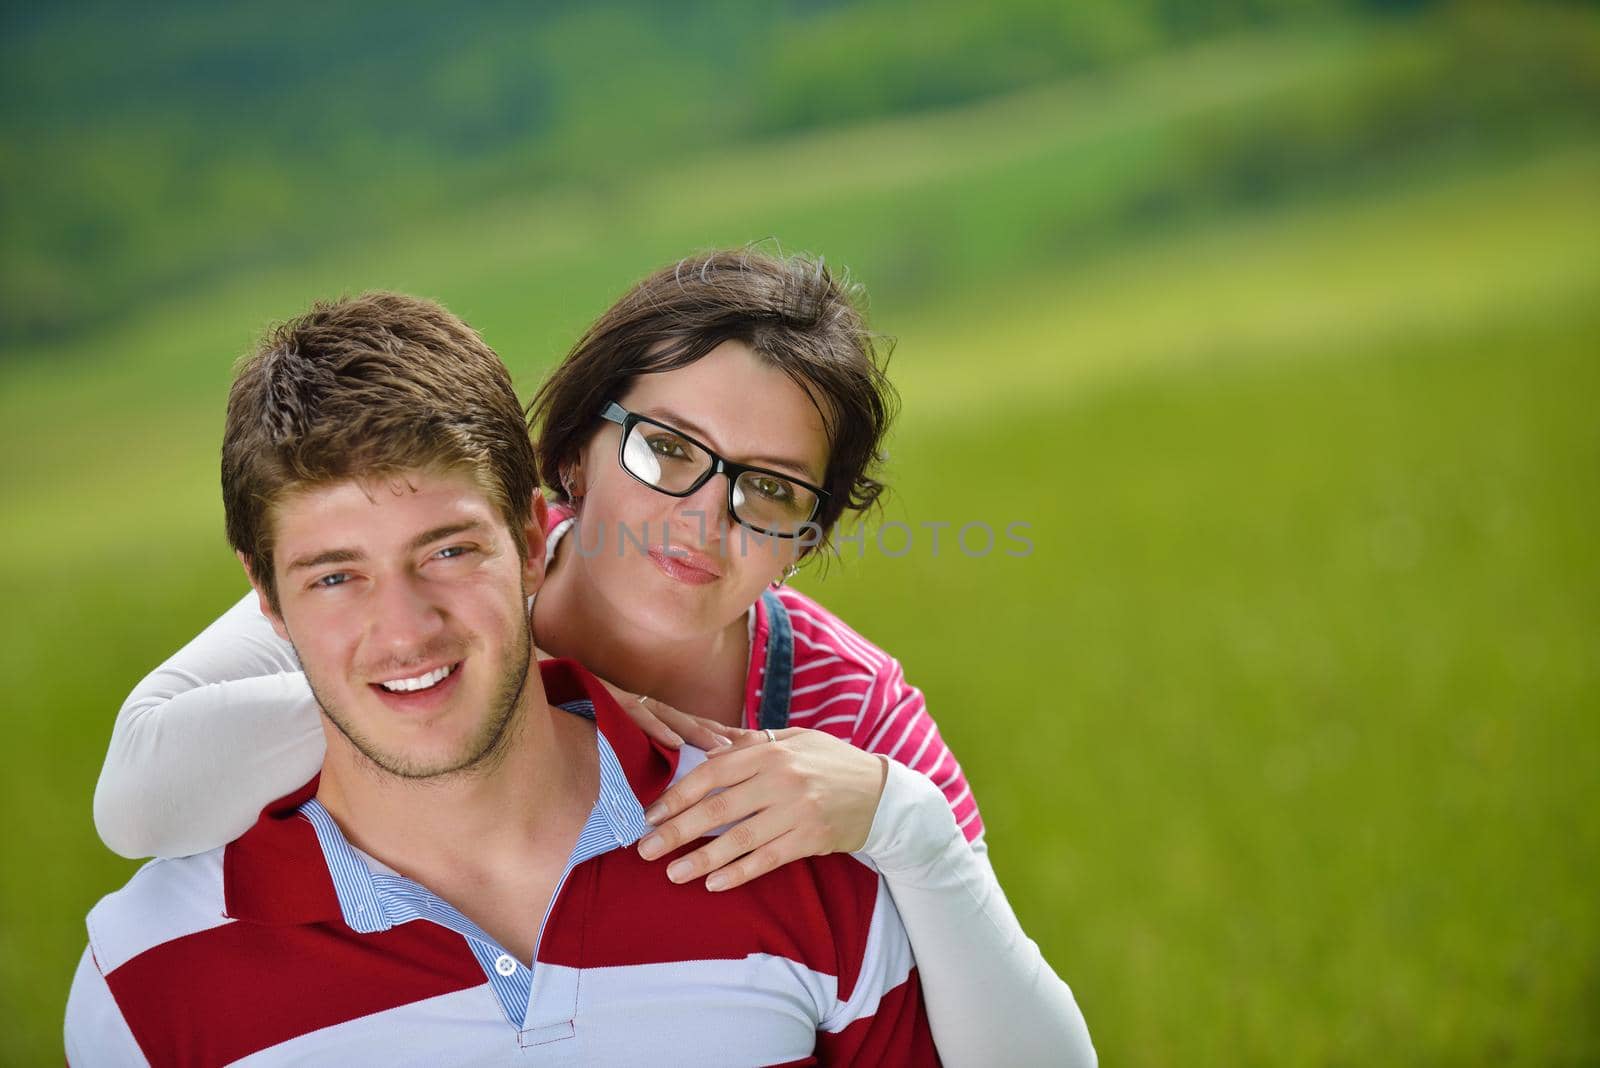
[{"x1": 251, "y1": 468, "x2": 545, "y2": 780}]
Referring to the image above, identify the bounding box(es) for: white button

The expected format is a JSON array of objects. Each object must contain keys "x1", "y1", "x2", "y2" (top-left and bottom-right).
[{"x1": 494, "y1": 954, "x2": 517, "y2": 977}]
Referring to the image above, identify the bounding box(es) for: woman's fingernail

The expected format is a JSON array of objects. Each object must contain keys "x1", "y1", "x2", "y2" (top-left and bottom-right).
[
  {"x1": 643, "y1": 803, "x2": 666, "y2": 824},
  {"x1": 637, "y1": 834, "x2": 663, "y2": 859},
  {"x1": 706, "y1": 873, "x2": 729, "y2": 892},
  {"x1": 667, "y1": 859, "x2": 693, "y2": 883},
  {"x1": 711, "y1": 735, "x2": 733, "y2": 748},
  {"x1": 662, "y1": 730, "x2": 684, "y2": 747}
]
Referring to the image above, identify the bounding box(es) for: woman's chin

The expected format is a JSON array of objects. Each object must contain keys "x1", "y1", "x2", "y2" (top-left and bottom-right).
[{"x1": 621, "y1": 575, "x2": 753, "y2": 641}]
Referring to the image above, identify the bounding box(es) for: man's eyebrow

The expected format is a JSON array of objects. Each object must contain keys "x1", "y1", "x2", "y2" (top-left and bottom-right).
[
  {"x1": 284, "y1": 522, "x2": 490, "y2": 574},
  {"x1": 407, "y1": 520, "x2": 491, "y2": 552},
  {"x1": 286, "y1": 548, "x2": 363, "y2": 573},
  {"x1": 640, "y1": 406, "x2": 821, "y2": 483}
]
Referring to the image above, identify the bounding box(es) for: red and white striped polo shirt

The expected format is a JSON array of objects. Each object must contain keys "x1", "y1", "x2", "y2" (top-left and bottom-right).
[
  {"x1": 546, "y1": 505, "x2": 985, "y2": 844},
  {"x1": 65, "y1": 659, "x2": 938, "y2": 1066}
]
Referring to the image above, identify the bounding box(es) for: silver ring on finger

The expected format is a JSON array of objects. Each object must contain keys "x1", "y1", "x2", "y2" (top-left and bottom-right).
[{"x1": 764, "y1": 728, "x2": 777, "y2": 744}]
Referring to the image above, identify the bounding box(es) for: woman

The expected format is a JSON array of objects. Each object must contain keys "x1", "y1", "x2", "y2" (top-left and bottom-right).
[{"x1": 96, "y1": 249, "x2": 1094, "y2": 1065}]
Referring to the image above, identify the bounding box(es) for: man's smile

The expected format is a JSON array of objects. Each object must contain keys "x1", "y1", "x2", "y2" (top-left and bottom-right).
[
  {"x1": 375, "y1": 662, "x2": 459, "y2": 693},
  {"x1": 367, "y1": 660, "x2": 466, "y2": 712}
]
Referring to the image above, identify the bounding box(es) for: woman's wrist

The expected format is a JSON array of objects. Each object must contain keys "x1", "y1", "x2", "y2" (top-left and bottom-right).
[{"x1": 858, "y1": 757, "x2": 966, "y2": 874}]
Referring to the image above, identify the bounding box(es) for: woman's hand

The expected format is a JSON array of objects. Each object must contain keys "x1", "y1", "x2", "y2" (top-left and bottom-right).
[
  {"x1": 532, "y1": 629, "x2": 732, "y2": 750},
  {"x1": 594, "y1": 677, "x2": 738, "y2": 753},
  {"x1": 635, "y1": 727, "x2": 890, "y2": 891}
]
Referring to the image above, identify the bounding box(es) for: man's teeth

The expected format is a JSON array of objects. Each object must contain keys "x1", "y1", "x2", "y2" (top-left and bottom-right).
[{"x1": 379, "y1": 665, "x2": 454, "y2": 693}]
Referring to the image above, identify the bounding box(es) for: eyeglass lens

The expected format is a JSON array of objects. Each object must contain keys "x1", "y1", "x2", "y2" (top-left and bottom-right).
[{"x1": 621, "y1": 421, "x2": 817, "y2": 534}]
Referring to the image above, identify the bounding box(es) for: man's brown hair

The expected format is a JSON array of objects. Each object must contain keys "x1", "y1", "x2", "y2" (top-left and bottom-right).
[
  {"x1": 528, "y1": 248, "x2": 898, "y2": 549},
  {"x1": 222, "y1": 292, "x2": 538, "y2": 610}
]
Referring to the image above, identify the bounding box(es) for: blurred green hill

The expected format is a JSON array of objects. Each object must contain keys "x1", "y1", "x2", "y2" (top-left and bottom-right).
[
  {"x1": 4, "y1": 0, "x2": 1595, "y2": 347},
  {"x1": 3, "y1": 2, "x2": 1598, "y2": 1064}
]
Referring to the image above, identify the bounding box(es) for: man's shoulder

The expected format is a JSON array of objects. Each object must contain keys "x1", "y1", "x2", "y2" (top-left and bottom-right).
[
  {"x1": 85, "y1": 847, "x2": 232, "y2": 978},
  {"x1": 567, "y1": 827, "x2": 894, "y2": 997}
]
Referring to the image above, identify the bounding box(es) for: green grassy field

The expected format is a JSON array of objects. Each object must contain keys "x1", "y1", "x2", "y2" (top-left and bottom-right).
[
  {"x1": 830, "y1": 147, "x2": 1600, "y2": 1064},
  {"x1": 4, "y1": 13, "x2": 1597, "y2": 1064}
]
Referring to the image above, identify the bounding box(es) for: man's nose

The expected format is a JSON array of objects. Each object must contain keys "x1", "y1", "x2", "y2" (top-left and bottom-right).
[{"x1": 368, "y1": 575, "x2": 447, "y2": 656}]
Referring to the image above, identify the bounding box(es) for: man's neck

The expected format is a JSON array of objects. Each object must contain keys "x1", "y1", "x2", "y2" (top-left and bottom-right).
[{"x1": 313, "y1": 680, "x2": 599, "y2": 894}]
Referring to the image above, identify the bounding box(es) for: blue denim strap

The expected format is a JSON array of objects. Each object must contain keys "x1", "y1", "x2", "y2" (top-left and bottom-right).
[{"x1": 756, "y1": 588, "x2": 794, "y2": 731}]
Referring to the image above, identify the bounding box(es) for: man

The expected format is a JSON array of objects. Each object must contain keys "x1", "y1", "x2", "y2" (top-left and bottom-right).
[{"x1": 65, "y1": 293, "x2": 936, "y2": 1064}]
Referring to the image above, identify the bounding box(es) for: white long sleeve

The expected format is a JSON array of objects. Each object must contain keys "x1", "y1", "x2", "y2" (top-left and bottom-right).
[
  {"x1": 94, "y1": 591, "x2": 326, "y2": 859},
  {"x1": 861, "y1": 759, "x2": 1097, "y2": 1067}
]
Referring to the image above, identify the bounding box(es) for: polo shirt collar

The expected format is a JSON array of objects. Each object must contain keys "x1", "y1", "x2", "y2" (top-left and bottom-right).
[{"x1": 224, "y1": 657, "x2": 678, "y2": 927}]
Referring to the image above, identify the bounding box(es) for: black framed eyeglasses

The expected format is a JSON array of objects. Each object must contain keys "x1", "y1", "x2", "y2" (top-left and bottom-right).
[{"x1": 599, "y1": 401, "x2": 829, "y2": 538}]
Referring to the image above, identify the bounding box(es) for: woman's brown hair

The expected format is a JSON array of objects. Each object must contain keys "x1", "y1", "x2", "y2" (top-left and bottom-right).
[{"x1": 528, "y1": 248, "x2": 898, "y2": 547}]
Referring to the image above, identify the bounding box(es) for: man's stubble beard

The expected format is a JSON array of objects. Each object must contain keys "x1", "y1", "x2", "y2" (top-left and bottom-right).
[{"x1": 300, "y1": 611, "x2": 534, "y2": 783}]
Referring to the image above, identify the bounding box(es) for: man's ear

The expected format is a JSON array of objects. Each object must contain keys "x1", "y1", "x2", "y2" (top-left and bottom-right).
[
  {"x1": 237, "y1": 551, "x2": 292, "y2": 643},
  {"x1": 521, "y1": 493, "x2": 550, "y2": 593}
]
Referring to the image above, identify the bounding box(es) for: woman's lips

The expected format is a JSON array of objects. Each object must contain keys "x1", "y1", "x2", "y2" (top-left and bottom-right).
[{"x1": 649, "y1": 547, "x2": 722, "y2": 586}]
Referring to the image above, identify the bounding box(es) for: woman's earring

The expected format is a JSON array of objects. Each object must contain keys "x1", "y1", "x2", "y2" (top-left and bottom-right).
[
  {"x1": 773, "y1": 564, "x2": 800, "y2": 588},
  {"x1": 560, "y1": 467, "x2": 583, "y2": 502}
]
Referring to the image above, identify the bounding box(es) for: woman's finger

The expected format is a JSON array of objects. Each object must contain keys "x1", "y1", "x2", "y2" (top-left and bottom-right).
[
  {"x1": 596, "y1": 679, "x2": 683, "y2": 748},
  {"x1": 704, "y1": 724, "x2": 798, "y2": 758},
  {"x1": 694, "y1": 716, "x2": 748, "y2": 743},
  {"x1": 662, "y1": 808, "x2": 795, "y2": 887},
  {"x1": 704, "y1": 829, "x2": 810, "y2": 892},
  {"x1": 646, "y1": 701, "x2": 734, "y2": 751},
  {"x1": 633, "y1": 702, "x2": 685, "y2": 748},
  {"x1": 638, "y1": 765, "x2": 772, "y2": 860},
  {"x1": 642, "y1": 743, "x2": 769, "y2": 828},
  {"x1": 592, "y1": 673, "x2": 736, "y2": 752}
]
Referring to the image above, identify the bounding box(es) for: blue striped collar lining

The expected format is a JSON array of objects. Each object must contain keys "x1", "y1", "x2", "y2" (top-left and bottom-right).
[{"x1": 295, "y1": 699, "x2": 652, "y2": 1028}]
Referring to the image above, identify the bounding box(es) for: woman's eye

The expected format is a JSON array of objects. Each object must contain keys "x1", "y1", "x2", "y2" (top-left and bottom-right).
[
  {"x1": 750, "y1": 476, "x2": 794, "y2": 502},
  {"x1": 646, "y1": 434, "x2": 690, "y2": 459}
]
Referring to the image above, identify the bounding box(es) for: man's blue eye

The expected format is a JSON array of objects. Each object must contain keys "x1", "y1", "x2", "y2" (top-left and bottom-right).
[
  {"x1": 435, "y1": 546, "x2": 473, "y2": 560},
  {"x1": 314, "y1": 573, "x2": 349, "y2": 588}
]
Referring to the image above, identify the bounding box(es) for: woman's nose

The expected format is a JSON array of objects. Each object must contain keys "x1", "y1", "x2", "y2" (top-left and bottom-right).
[{"x1": 672, "y1": 469, "x2": 734, "y2": 544}]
